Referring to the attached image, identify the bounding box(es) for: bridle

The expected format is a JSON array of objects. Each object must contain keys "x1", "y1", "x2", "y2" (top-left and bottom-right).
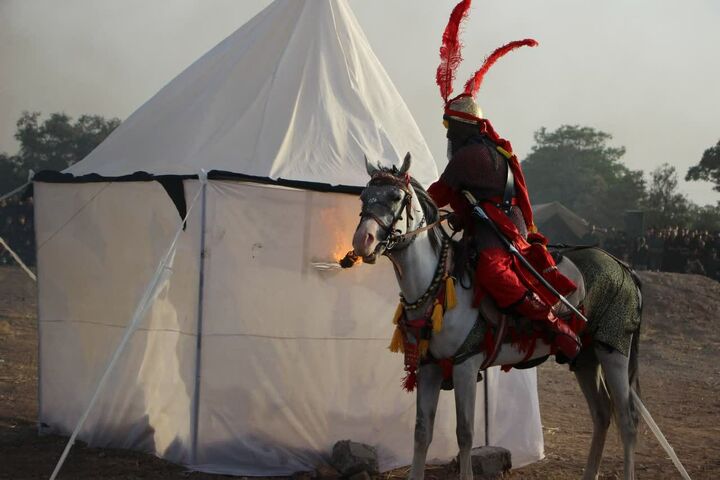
[{"x1": 359, "y1": 171, "x2": 447, "y2": 256}]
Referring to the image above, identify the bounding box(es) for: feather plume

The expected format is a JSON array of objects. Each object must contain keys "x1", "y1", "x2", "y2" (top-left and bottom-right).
[
  {"x1": 436, "y1": 0, "x2": 472, "y2": 103},
  {"x1": 464, "y1": 39, "x2": 539, "y2": 97}
]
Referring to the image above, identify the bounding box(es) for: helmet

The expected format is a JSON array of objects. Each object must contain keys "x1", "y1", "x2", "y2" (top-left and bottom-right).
[{"x1": 444, "y1": 93, "x2": 483, "y2": 126}]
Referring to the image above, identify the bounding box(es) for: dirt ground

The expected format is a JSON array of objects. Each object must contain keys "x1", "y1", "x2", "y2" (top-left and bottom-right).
[{"x1": 1, "y1": 265, "x2": 719, "y2": 479}]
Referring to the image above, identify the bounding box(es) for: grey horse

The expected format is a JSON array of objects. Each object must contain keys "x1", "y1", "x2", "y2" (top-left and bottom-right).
[{"x1": 352, "y1": 153, "x2": 642, "y2": 480}]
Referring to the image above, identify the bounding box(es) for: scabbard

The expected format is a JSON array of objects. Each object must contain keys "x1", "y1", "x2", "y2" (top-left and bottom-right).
[{"x1": 461, "y1": 190, "x2": 589, "y2": 324}]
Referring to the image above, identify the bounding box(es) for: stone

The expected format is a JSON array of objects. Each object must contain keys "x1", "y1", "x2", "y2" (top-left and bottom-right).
[
  {"x1": 469, "y1": 446, "x2": 512, "y2": 476},
  {"x1": 347, "y1": 471, "x2": 372, "y2": 480},
  {"x1": 330, "y1": 440, "x2": 379, "y2": 476},
  {"x1": 315, "y1": 463, "x2": 340, "y2": 479}
]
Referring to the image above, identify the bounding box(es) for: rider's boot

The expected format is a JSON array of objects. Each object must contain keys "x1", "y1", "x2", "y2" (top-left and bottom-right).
[{"x1": 513, "y1": 291, "x2": 582, "y2": 361}]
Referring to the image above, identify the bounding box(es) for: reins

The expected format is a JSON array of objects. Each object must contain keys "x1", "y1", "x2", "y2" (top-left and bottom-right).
[{"x1": 362, "y1": 170, "x2": 451, "y2": 254}]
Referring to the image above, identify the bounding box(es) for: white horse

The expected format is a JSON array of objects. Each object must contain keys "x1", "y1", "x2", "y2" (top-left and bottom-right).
[{"x1": 352, "y1": 154, "x2": 642, "y2": 480}]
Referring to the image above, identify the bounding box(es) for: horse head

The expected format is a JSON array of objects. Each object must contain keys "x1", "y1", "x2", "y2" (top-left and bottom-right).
[{"x1": 352, "y1": 152, "x2": 419, "y2": 263}]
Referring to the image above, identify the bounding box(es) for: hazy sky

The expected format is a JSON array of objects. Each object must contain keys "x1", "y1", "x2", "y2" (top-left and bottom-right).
[{"x1": 1, "y1": 0, "x2": 719, "y2": 205}]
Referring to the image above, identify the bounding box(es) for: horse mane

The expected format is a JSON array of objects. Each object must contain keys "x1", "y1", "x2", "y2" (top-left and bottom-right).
[{"x1": 407, "y1": 176, "x2": 443, "y2": 251}]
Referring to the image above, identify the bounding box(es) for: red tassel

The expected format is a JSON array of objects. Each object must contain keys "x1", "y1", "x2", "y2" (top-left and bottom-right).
[
  {"x1": 463, "y1": 39, "x2": 539, "y2": 97},
  {"x1": 436, "y1": 0, "x2": 472, "y2": 103},
  {"x1": 402, "y1": 369, "x2": 418, "y2": 392}
]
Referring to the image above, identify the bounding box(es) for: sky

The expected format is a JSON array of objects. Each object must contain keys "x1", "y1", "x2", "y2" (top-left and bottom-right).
[{"x1": 1, "y1": 0, "x2": 719, "y2": 205}]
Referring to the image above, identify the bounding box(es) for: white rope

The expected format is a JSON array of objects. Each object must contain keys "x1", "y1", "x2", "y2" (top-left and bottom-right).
[
  {"x1": 0, "y1": 170, "x2": 34, "y2": 204},
  {"x1": 0, "y1": 237, "x2": 36, "y2": 282},
  {"x1": 632, "y1": 389, "x2": 692, "y2": 480},
  {"x1": 0, "y1": 180, "x2": 30, "y2": 204},
  {"x1": 49, "y1": 173, "x2": 207, "y2": 480}
]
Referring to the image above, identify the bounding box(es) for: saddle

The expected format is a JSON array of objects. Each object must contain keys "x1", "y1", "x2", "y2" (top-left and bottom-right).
[{"x1": 434, "y1": 246, "x2": 587, "y2": 390}]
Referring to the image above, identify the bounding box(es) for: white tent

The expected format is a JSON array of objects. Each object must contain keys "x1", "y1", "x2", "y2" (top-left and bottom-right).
[{"x1": 34, "y1": 0, "x2": 543, "y2": 475}]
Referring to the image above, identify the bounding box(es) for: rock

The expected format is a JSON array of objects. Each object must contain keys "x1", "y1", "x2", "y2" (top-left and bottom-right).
[
  {"x1": 315, "y1": 463, "x2": 340, "y2": 479},
  {"x1": 292, "y1": 470, "x2": 316, "y2": 480},
  {"x1": 469, "y1": 446, "x2": 512, "y2": 477},
  {"x1": 330, "y1": 440, "x2": 379, "y2": 476},
  {"x1": 347, "y1": 471, "x2": 371, "y2": 480},
  {"x1": 0, "y1": 320, "x2": 12, "y2": 335}
]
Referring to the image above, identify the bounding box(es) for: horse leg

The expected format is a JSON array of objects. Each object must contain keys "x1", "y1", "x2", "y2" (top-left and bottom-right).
[
  {"x1": 409, "y1": 363, "x2": 443, "y2": 480},
  {"x1": 596, "y1": 343, "x2": 637, "y2": 480},
  {"x1": 453, "y1": 355, "x2": 484, "y2": 480},
  {"x1": 574, "y1": 354, "x2": 612, "y2": 480}
]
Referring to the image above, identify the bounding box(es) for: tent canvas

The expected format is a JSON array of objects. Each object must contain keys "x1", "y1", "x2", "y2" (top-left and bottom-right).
[
  {"x1": 34, "y1": 0, "x2": 544, "y2": 474},
  {"x1": 533, "y1": 201, "x2": 590, "y2": 244}
]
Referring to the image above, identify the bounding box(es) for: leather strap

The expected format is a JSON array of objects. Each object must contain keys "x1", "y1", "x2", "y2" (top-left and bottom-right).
[{"x1": 480, "y1": 314, "x2": 508, "y2": 370}]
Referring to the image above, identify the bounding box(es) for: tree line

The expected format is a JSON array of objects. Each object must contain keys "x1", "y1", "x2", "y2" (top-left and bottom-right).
[
  {"x1": 522, "y1": 125, "x2": 720, "y2": 230},
  {"x1": 1, "y1": 112, "x2": 719, "y2": 231}
]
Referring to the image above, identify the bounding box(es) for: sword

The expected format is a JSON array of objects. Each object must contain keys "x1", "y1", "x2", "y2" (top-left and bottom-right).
[{"x1": 461, "y1": 190, "x2": 589, "y2": 324}]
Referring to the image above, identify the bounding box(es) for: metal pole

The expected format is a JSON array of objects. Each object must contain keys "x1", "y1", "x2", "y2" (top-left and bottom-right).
[
  {"x1": 48, "y1": 175, "x2": 205, "y2": 480},
  {"x1": 190, "y1": 180, "x2": 208, "y2": 465},
  {"x1": 483, "y1": 372, "x2": 489, "y2": 446}
]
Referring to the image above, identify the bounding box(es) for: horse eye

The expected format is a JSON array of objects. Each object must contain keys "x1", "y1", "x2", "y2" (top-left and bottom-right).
[{"x1": 390, "y1": 193, "x2": 403, "y2": 203}]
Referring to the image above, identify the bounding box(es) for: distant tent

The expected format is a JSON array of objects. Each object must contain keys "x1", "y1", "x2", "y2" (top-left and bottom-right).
[
  {"x1": 33, "y1": 0, "x2": 543, "y2": 475},
  {"x1": 533, "y1": 202, "x2": 590, "y2": 244}
]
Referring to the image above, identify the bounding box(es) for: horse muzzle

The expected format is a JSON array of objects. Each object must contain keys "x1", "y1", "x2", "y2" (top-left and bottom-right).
[{"x1": 352, "y1": 218, "x2": 384, "y2": 262}]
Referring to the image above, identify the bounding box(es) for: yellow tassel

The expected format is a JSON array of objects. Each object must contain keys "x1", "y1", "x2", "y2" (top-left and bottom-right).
[
  {"x1": 419, "y1": 339, "x2": 429, "y2": 357},
  {"x1": 445, "y1": 276, "x2": 457, "y2": 310},
  {"x1": 392, "y1": 303, "x2": 403, "y2": 325},
  {"x1": 431, "y1": 301, "x2": 444, "y2": 333},
  {"x1": 389, "y1": 326, "x2": 404, "y2": 353}
]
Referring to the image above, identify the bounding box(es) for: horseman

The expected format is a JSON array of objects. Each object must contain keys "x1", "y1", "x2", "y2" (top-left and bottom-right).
[{"x1": 428, "y1": 0, "x2": 582, "y2": 361}]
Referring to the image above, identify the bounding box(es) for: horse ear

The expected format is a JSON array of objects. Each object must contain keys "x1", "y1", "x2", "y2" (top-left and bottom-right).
[
  {"x1": 399, "y1": 152, "x2": 412, "y2": 175},
  {"x1": 365, "y1": 155, "x2": 379, "y2": 177}
]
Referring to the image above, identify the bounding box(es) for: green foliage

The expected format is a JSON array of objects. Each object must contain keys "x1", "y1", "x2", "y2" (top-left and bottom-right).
[
  {"x1": 686, "y1": 203, "x2": 720, "y2": 231},
  {"x1": 642, "y1": 164, "x2": 691, "y2": 227},
  {"x1": 686, "y1": 139, "x2": 720, "y2": 192},
  {"x1": 0, "y1": 111, "x2": 119, "y2": 195},
  {"x1": 0, "y1": 153, "x2": 25, "y2": 196},
  {"x1": 521, "y1": 125, "x2": 645, "y2": 228},
  {"x1": 13, "y1": 111, "x2": 120, "y2": 174}
]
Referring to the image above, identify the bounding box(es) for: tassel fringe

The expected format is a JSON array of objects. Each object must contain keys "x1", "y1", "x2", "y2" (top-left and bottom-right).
[
  {"x1": 431, "y1": 301, "x2": 444, "y2": 333},
  {"x1": 389, "y1": 326, "x2": 404, "y2": 353},
  {"x1": 445, "y1": 276, "x2": 457, "y2": 310},
  {"x1": 419, "y1": 339, "x2": 430, "y2": 358},
  {"x1": 392, "y1": 302, "x2": 404, "y2": 325}
]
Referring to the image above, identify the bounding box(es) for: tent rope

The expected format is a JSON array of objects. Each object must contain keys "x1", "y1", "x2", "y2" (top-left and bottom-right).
[
  {"x1": 48, "y1": 171, "x2": 208, "y2": 480},
  {"x1": 0, "y1": 237, "x2": 36, "y2": 282}
]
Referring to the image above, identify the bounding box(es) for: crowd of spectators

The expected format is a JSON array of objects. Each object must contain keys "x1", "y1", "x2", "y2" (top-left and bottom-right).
[
  {"x1": 2, "y1": 196, "x2": 719, "y2": 283},
  {"x1": 0, "y1": 198, "x2": 35, "y2": 266},
  {"x1": 582, "y1": 225, "x2": 720, "y2": 281}
]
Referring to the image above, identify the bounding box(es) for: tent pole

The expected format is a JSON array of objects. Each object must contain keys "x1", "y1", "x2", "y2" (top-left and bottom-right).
[
  {"x1": 49, "y1": 182, "x2": 204, "y2": 480},
  {"x1": 190, "y1": 180, "x2": 208, "y2": 465},
  {"x1": 484, "y1": 370, "x2": 489, "y2": 446}
]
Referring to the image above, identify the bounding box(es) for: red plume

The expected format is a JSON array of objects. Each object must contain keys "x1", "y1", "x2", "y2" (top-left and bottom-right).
[
  {"x1": 463, "y1": 39, "x2": 538, "y2": 97},
  {"x1": 436, "y1": 0, "x2": 472, "y2": 104}
]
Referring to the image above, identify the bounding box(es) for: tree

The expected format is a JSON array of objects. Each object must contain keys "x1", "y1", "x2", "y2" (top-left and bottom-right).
[
  {"x1": 12, "y1": 111, "x2": 120, "y2": 177},
  {"x1": 686, "y1": 139, "x2": 720, "y2": 193},
  {"x1": 0, "y1": 153, "x2": 24, "y2": 196},
  {"x1": 643, "y1": 164, "x2": 691, "y2": 227},
  {"x1": 521, "y1": 125, "x2": 645, "y2": 227}
]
